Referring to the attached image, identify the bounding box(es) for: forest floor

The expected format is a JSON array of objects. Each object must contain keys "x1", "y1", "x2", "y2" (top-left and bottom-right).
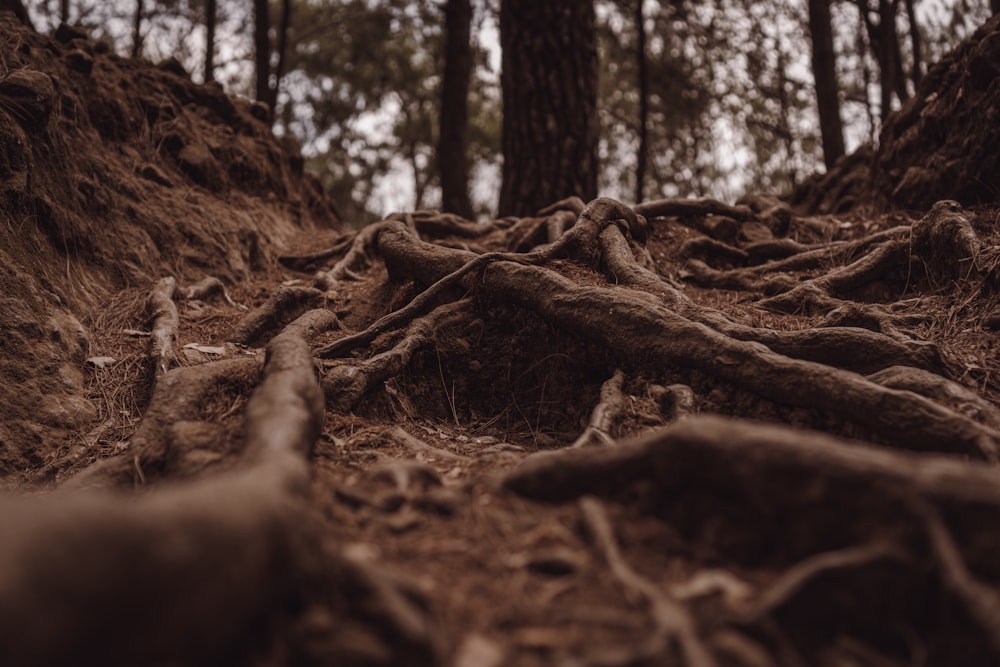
[
  {"x1": 9, "y1": 194, "x2": 1000, "y2": 667},
  {"x1": 5, "y1": 13, "x2": 1000, "y2": 667}
]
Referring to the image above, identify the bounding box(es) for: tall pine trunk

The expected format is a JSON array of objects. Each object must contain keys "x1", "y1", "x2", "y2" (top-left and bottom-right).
[
  {"x1": 254, "y1": 0, "x2": 271, "y2": 108},
  {"x1": 438, "y1": 0, "x2": 474, "y2": 219},
  {"x1": 254, "y1": 0, "x2": 291, "y2": 123},
  {"x1": 205, "y1": 0, "x2": 217, "y2": 83},
  {"x1": 131, "y1": 0, "x2": 143, "y2": 58},
  {"x1": 808, "y1": 0, "x2": 846, "y2": 170},
  {"x1": 634, "y1": 0, "x2": 649, "y2": 204},
  {"x1": 499, "y1": 0, "x2": 598, "y2": 217}
]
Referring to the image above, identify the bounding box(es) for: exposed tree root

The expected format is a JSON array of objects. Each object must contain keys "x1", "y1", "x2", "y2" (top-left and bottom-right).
[
  {"x1": 0, "y1": 333, "x2": 435, "y2": 666},
  {"x1": 232, "y1": 285, "x2": 324, "y2": 345},
  {"x1": 278, "y1": 233, "x2": 355, "y2": 271},
  {"x1": 635, "y1": 196, "x2": 757, "y2": 222},
  {"x1": 370, "y1": 214, "x2": 998, "y2": 458},
  {"x1": 570, "y1": 370, "x2": 627, "y2": 448},
  {"x1": 147, "y1": 276, "x2": 179, "y2": 376},
  {"x1": 321, "y1": 299, "x2": 471, "y2": 412},
  {"x1": 313, "y1": 220, "x2": 389, "y2": 289},
  {"x1": 14, "y1": 191, "x2": 1000, "y2": 665},
  {"x1": 178, "y1": 275, "x2": 237, "y2": 306},
  {"x1": 580, "y1": 496, "x2": 716, "y2": 667},
  {"x1": 505, "y1": 415, "x2": 1000, "y2": 663},
  {"x1": 67, "y1": 356, "x2": 262, "y2": 488},
  {"x1": 281, "y1": 307, "x2": 340, "y2": 341}
]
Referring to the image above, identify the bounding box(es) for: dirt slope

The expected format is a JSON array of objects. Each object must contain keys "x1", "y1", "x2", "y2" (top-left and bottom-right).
[
  {"x1": 792, "y1": 14, "x2": 1000, "y2": 214},
  {"x1": 3, "y1": 12, "x2": 1000, "y2": 667},
  {"x1": 0, "y1": 15, "x2": 336, "y2": 475}
]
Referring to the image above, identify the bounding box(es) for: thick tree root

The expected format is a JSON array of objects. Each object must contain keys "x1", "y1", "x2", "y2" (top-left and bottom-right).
[
  {"x1": 66, "y1": 356, "x2": 262, "y2": 488},
  {"x1": 279, "y1": 232, "x2": 355, "y2": 271},
  {"x1": 280, "y1": 307, "x2": 340, "y2": 341},
  {"x1": 504, "y1": 415, "x2": 1000, "y2": 664},
  {"x1": 0, "y1": 333, "x2": 434, "y2": 666},
  {"x1": 147, "y1": 276, "x2": 179, "y2": 376},
  {"x1": 635, "y1": 196, "x2": 757, "y2": 222},
  {"x1": 231, "y1": 285, "x2": 324, "y2": 345},
  {"x1": 598, "y1": 221, "x2": 943, "y2": 374},
  {"x1": 372, "y1": 217, "x2": 999, "y2": 458}
]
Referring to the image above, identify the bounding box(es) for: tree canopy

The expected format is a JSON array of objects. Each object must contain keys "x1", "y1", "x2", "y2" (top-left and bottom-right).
[{"x1": 14, "y1": 0, "x2": 993, "y2": 220}]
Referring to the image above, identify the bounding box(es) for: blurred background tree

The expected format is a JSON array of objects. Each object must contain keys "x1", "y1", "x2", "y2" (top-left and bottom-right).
[{"x1": 12, "y1": 0, "x2": 995, "y2": 223}]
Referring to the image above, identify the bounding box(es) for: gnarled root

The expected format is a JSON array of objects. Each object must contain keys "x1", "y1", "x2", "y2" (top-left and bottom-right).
[
  {"x1": 231, "y1": 285, "x2": 324, "y2": 346},
  {"x1": 505, "y1": 415, "x2": 1000, "y2": 665},
  {"x1": 0, "y1": 333, "x2": 435, "y2": 666}
]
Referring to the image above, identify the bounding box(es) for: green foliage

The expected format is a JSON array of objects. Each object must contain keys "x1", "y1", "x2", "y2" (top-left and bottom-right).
[{"x1": 279, "y1": 0, "x2": 499, "y2": 224}]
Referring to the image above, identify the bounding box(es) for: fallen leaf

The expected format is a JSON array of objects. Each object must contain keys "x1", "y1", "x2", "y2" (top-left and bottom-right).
[{"x1": 183, "y1": 343, "x2": 227, "y2": 355}]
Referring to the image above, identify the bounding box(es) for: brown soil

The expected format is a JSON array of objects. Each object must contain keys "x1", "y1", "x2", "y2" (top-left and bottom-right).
[{"x1": 4, "y1": 14, "x2": 1000, "y2": 667}]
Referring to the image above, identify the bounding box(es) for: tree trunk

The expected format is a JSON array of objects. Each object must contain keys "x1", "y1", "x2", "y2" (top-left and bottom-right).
[
  {"x1": 994, "y1": 0, "x2": 1000, "y2": 15},
  {"x1": 205, "y1": 0, "x2": 217, "y2": 83},
  {"x1": 254, "y1": 0, "x2": 271, "y2": 109},
  {"x1": 0, "y1": 0, "x2": 32, "y2": 28},
  {"x1": 499, "y1": 0, "x2": 599, "y2": 217},
  {"x1": 60, "y1": 0, "x2": 68, "y2": 24},
  {"x1": 883, "y1": 0, "x2": 909, "y2": 104},
  {"x1": 272, "y1": 0, "x2": 291, "y2": 110},
  {"x1": 904, "y1": 0, "x2": 922, "y2": 87},
  {"x1": 131, "y1": 0, "x2": 143, "y2": 58},
  {"x1": 808, "y1": 0, "x2": 846, "y2": 170},
  {"x1": 438, "y1": 0, "x2": 475, "y2": 219},
  {"x1": 635, "y1": 0, "x2": 649, "y2": 204}
]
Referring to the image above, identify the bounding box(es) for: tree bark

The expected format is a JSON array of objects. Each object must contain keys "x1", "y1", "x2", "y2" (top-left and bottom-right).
[
  {"x1": 808, "y1": 0, "x2": 846, "y2": 170},
  {"x1": 273, "y1": 0, "x2": 292, "y2": 109},
  {"x1": 438, "y1": 0, "x2": 475, "y2": 219},
  {"x1": 131, "y1": 0, "x2": 143, "y2": 58},
  {"x1": 205, "y1": 0, "x2": 217, "y2": 82},
  {"x1": 904, "y1": 0, "x2": 922, "y2": 87},
  {"x1": 499, "y1": 0, "x2": 599, "y2": 217},
  {"x1": 255, "y1": 0, "x2": 291, "y2": 123},
  {"x1": 0, "y1": 0, "x2": 32, "y2": 28},
  {"x1": 254, "y1": 0, "x2": 271, "y2": 109},
  {"x1": 635, "y1": 0, "x2": 649, "y2": 204}
]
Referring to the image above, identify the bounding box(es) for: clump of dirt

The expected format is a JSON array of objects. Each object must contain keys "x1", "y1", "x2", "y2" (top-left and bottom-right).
[
  {"x1": 791, "y1": 14, "x2": 1000, "y2": 213},
  {"x1": 0, "y1": 15, "x2": 337, "y2": 473}
]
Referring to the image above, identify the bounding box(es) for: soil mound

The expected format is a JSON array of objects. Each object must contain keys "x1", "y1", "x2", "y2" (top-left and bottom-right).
[
  {"x1": 791, "y1": 15, "x2": 1000, "y2": 213},
  {"x1": 0, "y1": 15, "x2": 337, "y2": 475}
]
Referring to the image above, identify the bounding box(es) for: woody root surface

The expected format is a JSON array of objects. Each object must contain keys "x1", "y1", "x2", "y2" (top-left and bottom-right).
[{"x1": 4, "y1": 195, "x2": 1000, "y2": 666}]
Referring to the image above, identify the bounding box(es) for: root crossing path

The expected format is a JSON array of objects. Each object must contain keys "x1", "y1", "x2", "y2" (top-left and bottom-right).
[{"x1": 5, "y1": 195, "x2": 1000, "y2": 666}]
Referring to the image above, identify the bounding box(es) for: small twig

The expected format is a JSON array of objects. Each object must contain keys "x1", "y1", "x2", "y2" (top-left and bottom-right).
[{"x1": 389, "y1": 427, "x2": 469, "y2": 462}]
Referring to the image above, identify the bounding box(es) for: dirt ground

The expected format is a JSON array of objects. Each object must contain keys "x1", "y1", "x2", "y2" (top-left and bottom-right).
[{"x1": 4, "y1": 13, "x2": 1000, "y2": 667}]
